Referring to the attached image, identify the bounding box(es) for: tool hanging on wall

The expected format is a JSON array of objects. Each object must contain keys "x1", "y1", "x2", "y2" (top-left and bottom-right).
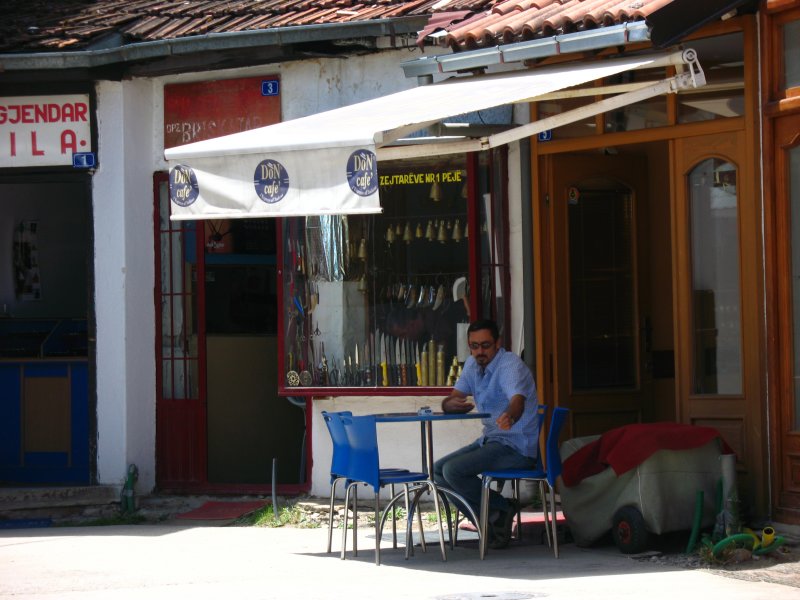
[{"x1": 437, "y1": 220, "x2": 448, "y2": 243}]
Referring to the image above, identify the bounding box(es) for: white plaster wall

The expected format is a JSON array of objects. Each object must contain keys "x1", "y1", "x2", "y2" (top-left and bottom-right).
[
  {"x1": 507, "y1": 141, "x2": 525, "y2": 357},
  {"x1": 152, "y1": 43, "x2": 450, "y2": 173},
  {"x1": 94, "y1": 78, "x2": 157, "y2": 492},
  {"x1": 310, "y1": 396, "x2": 484, "y2": 499}
]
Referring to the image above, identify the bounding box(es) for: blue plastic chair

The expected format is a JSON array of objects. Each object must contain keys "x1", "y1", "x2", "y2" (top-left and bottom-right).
[
  {"x1": 321, "y1": 410, "x2": 408, "y2": 554},
  {"x1": 479, "y1": 406, "x2": 569, "y2": 558},
  {"x1": 338, "y1": 413, "x2": 448, "y2": 565},
  {"x1": 510, "y1": 404, "x2": 549, "y2": 543},
  {"x1": 452, "y1": 404, "x2": 548, "y2": 544}
]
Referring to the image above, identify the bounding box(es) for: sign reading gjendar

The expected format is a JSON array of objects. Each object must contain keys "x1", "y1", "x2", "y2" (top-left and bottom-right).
[{"x1": 0, "y1": 95, "x2": 92, "y2": 168}]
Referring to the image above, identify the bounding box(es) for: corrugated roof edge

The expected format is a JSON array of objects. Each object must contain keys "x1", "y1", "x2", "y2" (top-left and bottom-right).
[{"x1": 0, "y1": 16, "x2": 429, "y2": 72}]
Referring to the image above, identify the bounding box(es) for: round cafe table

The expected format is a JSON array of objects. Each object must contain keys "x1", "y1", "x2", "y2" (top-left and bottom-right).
[
  {"x1": 372, "y1": 410, "x2": 489, "y2": 475},
  {"x1": 372, "y1": 410, "x2": 490, "y2": 560}
]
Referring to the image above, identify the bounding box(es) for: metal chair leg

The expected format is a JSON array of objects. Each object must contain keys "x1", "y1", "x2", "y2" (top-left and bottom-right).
[
  {"x1": 390, "y1": 483, "x2": 397, "y2": 548},
  {"x1": 374, "y1": 491, "x2": 381, "y2": 566},
  {"x1": 439, "y1": 493, "x2": 456, "y2": 549},
  {"x1": 428, "y1": 482, "x2": 447, "y2": 562},
  {"x1": 405, "y1": 486, "x2": 418, "y2": 559},
  {"x1": 479, "y1": 475, "x2": 492, "y2": 559},
  {"x1": 340, "y1": 482, "x2": 353, "y2": 560},
  {"x1": 327, "y1": 477, "x2": 341, "y2": 553},
  {"x1": 549, "y1": 484, "x2": 559, "y2": 558},
  {"x1": 511, "y1": 480, "x2": 522, "y2": 541},
  {"x1": 352, "y1": 484, "x2": 359, "y2": 556},
  {"x1": 539, "y1": 480, "x2": 552, "y2": 548}
]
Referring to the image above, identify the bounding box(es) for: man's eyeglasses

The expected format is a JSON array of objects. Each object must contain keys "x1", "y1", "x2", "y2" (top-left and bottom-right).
[{"x1": 468, "y1": 341, "x2": 494, "y2": 350}]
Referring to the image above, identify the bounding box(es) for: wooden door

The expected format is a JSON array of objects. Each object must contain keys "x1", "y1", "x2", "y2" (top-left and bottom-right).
[
  {"x1": 769, "y1": 112, "x2": 800, "y2": 521},
  {"x1": 542, "y1": 153, "x2": 651, "y2": 437},
  {"x1": 154, "y1": 174, "x2": 207, "y2": 489},
  {"x1": 672, "y1": 130, "x2": 765, "y2": 509}
]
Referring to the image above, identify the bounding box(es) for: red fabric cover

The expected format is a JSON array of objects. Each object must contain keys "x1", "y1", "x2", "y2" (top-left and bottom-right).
[{"x1": 561, "y1": 422, "x2": 734, "y2": 487}]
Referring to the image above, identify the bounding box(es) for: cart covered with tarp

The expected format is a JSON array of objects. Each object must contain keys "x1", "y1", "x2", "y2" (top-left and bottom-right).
[{"x1": 558, "y1": 423, "x2": 733, "y2": 553}]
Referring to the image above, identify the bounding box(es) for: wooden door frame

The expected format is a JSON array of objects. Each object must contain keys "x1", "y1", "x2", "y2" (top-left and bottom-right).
[
  {"x1": 761, "y1": 0, "x2": 800, "y2": 525},
  {"x1": 764, "y1": 110, "x2": 800, "y2": 522},
  {"x1": 537, "y1": 152, "x2": 652, "y2": 439},
  {"x1": 671, "y1": 129, "x2": 766, "y2": 513}
]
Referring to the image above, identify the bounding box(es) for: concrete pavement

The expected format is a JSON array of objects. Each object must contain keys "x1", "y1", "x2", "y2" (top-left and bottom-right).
[{"x1": 0, "y1": 522, "x2": 797, "y2": 600}]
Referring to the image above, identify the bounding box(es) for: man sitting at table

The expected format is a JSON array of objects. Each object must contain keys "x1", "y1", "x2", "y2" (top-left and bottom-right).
[{"x1": 434, "y1": 318, "x2": 539, "y2": 549}]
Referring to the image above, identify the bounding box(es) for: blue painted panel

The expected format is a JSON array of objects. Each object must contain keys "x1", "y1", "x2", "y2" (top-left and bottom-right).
[
  {"x1": 70, "y1": 363, "x2": 89, "y2": 470},
  {"x1": 24, "y1": 363, "x2": 68, "y2": 378},
  {"x1": 0, "y1": 466, "x2": 89, "y2": 485},
  {"x1": 0, "y1": 361, "x2": 89, "y2": 484},
  {"x1": 24, "y1": 452, "x2": 69, "y2": 467},
  {"x1": 0, "y1": 365, "x2": 21, "y2": 466}
]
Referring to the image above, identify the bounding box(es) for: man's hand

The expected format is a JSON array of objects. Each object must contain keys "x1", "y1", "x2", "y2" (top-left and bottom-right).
[
  {"x1": 442, "y1": 395, "x2": 475, "y2": 414},
  {"x1": 496, "y1": 395, "x2": 525, "y2": 430},
  {"x1": 496, "y1": 412, "x2": 516, "y2": 430}
]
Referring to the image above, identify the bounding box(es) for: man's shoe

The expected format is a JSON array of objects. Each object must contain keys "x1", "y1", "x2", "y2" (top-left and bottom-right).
[{"x1": 488, "y1": 502, "x2": 516, "y2": 549}]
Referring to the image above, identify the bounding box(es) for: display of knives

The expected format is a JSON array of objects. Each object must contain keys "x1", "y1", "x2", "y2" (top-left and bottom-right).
[
  {"x1": 354, "y1": 344, "x2": 360, "y2": 385},
  {"x1": 380, "y1": 333, "x2": 388, "y2": 386},
  {"x1": 320, "y1": 342, "x2": 329, "y2": 386},
  {"x1": 394, "y1": 338, "x2": 401, "y2": 386},
  {"x1": 364, "y1": 339, "x2": 372, "y2": 386},
  {"x1": 415, "y1": 343, "x2": 422, "y2": 386},
  {"x1": 400, "y1": 341, "x2": 407, "y2": 386}
]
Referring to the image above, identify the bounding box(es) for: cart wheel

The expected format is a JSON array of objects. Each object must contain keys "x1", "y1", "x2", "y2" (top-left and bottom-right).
[{"x1": 612, "y1": 506, "x2": 648, "y2": 554}]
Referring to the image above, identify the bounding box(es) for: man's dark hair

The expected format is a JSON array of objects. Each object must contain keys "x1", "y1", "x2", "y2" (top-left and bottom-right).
[{"x1": 467, "y1": 319, "x2": 499, "y2": 341}]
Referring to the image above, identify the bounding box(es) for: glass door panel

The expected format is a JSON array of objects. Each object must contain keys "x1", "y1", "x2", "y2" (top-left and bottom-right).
[
  {"x1": 688, "y1": 158, "x2": 743, "y2": 394},
  {"x1": 568, "y1": 187, "x2": 636, "y2": 390}
]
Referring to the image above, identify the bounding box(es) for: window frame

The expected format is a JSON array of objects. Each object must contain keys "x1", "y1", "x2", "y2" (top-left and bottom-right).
[{"x1": 276, "y1": 150, "x2": 510, "y2": 397}]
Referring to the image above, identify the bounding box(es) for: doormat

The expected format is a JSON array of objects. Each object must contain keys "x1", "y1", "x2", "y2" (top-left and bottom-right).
[{"x1": 175, "y1": 500, "x2": 269, "y2": 521}]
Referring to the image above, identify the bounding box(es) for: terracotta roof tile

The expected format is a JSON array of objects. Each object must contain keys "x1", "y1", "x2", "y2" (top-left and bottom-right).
[
  {"x1": 0, "y1": 0, "x2": 725, "y2": 55},
  {"x1": 443, "y1": 0, "x2": 677, "y2": 50},
  {"x1": 1, "y1": 0, "x2": 495, "y2": 52}
]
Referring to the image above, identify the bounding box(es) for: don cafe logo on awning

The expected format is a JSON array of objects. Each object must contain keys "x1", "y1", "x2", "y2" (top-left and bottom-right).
[{"x1": 169, "y1": 149, "x2": 378, "y2": 210}]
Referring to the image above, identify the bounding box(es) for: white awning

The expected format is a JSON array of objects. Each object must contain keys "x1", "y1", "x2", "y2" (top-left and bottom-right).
[{"x1": 165, "y1": 49, "x2": 704, "y2": 220}]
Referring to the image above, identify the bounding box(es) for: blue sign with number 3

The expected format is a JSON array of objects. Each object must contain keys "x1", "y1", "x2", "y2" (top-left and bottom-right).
[{"x1": 261, "y1": 80, "x2": 280, "y2": 96}]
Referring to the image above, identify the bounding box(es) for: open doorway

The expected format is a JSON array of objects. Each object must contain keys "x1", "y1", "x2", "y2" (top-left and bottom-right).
[
  {"x1": 154, "y1": 174, "x2": 306, "y2": 492},
  {"x1": 540, "y1": 142, "x2": 675, "y2": 437},
  {"x1": 0, "y1": 176, "x2": 93, "y2": 485}
]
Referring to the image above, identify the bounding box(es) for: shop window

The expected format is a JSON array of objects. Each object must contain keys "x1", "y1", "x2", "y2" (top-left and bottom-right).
[
  {"x1": 536, "y1": 96, "x2": 597, "y2": 139},
  {"x1": 688, "y1": 158, "x2": 743, "y2": 395},
  {"x1": 784, "y1": 19, "x2": 800, "y2": 91},
  {"x1": 678, "y1": 33, "x2": 744, "y2": 124},
  {"x1": 603, "y1": 68, "x2": 669, "y2": 132},
  {"x1": 279, "y1": 152, "x2": 506, "y2": 394}
]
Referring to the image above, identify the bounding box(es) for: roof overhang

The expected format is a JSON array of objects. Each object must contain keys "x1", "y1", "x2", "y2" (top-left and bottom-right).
[
  {"x1": 648, "y1": 0, "x2": 760, "y2": 48},
  {"x1": 0, "y1": 17, "x2": 428, "y2": 77},
  {"x1": 165, "y1": 49, "x2": 705, "y2": 220}
]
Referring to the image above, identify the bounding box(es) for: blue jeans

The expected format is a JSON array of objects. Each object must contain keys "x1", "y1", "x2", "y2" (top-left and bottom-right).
[{"x1": 433, "y1": 439, "x2": 536, "y2": 522}]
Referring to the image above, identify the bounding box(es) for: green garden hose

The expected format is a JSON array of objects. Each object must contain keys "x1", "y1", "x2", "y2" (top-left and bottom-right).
[
  {"x1": 686, "y1": 490, "x2": 704, "y2": 554},
  {"x1": 753, "y1": 536, "x2": 786, "y2": 556},
  {"x1": 711, "y1": 533, "x2": 755, "y2": 558}
]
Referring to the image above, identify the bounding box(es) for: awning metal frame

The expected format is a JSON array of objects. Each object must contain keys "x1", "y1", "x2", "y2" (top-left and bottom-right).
[
  {"x1": 166, "y1": 48, "x2": 706, "y2": 219},
  {"x1": 379, "y1": 48, "x2": 705, "y2": 161}
]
